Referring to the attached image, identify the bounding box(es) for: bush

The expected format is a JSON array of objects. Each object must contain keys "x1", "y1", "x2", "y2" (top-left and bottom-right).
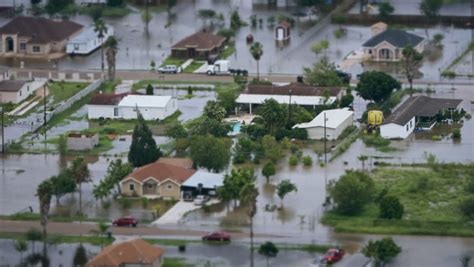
[
  {"x1": 459, "y1": 197, "x2": 474, "y2": 220},
  {"x1": 281, "y1": 137, "x2": 291, "y2": 149},
  {"x1": 329, "y1": 170, "x2": 375, "y2": 215},
  {"x1": 217, "y1": 28, "x2": 236, "y2": 39},
  {"x1": 452, "y1": 128, "x2": 461, "y2": 139},
  {"x1": 408, "y1": 176, "x2": 430, "y2": 193},
  {"x1": 141, "y1": 197, "x2": 149, "y2": 209},
  {"x1": 118, "y1": 198, "x2": 132, "y2": 210},
  {"x1": 363, "y1": 135, "x2": 390, "y2": 147},
  {"x1": 465, "y1": 177, "x2": 474, "y2": 193},
  {"x1": 333, "y1": 28, "x2": 347, "y2": 39},
  {"x1": 289, "y1": 155, "x2": 298, "y2": 166},
  {"x1": 379, "y1": 196, "x2": 404, "y2": 219},
  {"x1": 302, "y1": 156, "x2": 313, "y2": 166}
]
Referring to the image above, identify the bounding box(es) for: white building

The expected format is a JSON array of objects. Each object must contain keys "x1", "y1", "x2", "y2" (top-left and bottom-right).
[
  {"x1": 380, "y1": 95, "x2": 462, "y2": 139},
  {"x1": 0, "y1": 80, "x2": 45, "y2": 104},
  {"x1": 66, "y1": 25, "x2": 114, "y2": 55},
  {"x1": 87, "y1": 93, "x2": 178, "y2": 120},
  {"x1": 293, "y1": 108, "x2": 354, "y2": 140}
]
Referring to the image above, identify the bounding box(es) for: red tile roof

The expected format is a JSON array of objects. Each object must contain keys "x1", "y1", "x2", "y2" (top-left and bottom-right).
[
  {"x1": 245, "y1": 83, "x2": 342, "y2": 97},
  {"x1": 86, "y1": 239, "x2": 164, "y2": 267},
  {"x1": 125, "y1": 161, "x2": 196, "y2": 184},
  {"x1": 89, "y1": 92, "x2": 141, "y2": 105},
  {"x1": 171, "y1": 31, "x2": 226, "y2": 50}
]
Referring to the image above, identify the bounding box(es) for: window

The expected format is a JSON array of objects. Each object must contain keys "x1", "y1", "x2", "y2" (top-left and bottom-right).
[
  {"x1": 166, "y1": 184, "x2": 173, "y2": 191},
  {"x1": 32, "y1": 46, "x2": 40, "y2": 53},
  {"x1": 406, "y1": 124, "x2": 409, "y2": 131},
  {"x1": 113, "y1": 107, "x2": 118, "y2": 117},
  {"x1": 410, "y1": 120, "x2": 412, "y2": 128},
  {"x1": 147, "y1": 183, "x2": 154, "y2": 189},
  {"x1": 19, "y1": 43, "x2": 26, "y2": 50},
  {"x1": 368, "y1": 49, "x2": 372, "y2": 54},
  {"x1": 27, "y1": 86, "x2": 29, "y2": 92},
  {"x1": 74, "y1": 44, "x2": 80, "y2": 51},
  {"x1": 19, "y1": 90, "x2": 22, "y2": 96},
  {"x1": 129, "y1": 183, "x2": 135, "y2": 191}
]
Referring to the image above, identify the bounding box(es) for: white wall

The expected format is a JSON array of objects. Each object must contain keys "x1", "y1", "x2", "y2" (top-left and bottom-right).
[
  {"x1": 380, "y1": 117, "x2": 416, "y2": 139},
  {"x1": 88, "y1": 98, "x2": 177, "y2": 120},
  {"x1": 305, "y1": 113, "x2": 354, "y2": 140},
  {"x1": 87, "y1": 105, "x2": 117, "y2": 119}
]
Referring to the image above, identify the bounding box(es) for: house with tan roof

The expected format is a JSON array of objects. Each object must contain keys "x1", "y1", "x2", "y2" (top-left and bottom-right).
[
  {"x1": 86, "y1": 239, "x2": 165, "y2": 267},
  {"x1": 171, "y1": 31, "x2": 226, "y2": 60},
  {"x1": 0, "y1": 16, "x2": 83, "y2": 58},
  {"x1": 120, "y1": 161, "x2": 196, "y2": 199},
  {"x1": 0, "y1": 79, "x2": 46, "y2": 103}
]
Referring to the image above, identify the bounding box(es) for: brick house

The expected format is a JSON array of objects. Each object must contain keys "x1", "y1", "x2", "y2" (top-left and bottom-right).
[{"x1": 171, "y1": 31, "x2": 226, "y2": 60}]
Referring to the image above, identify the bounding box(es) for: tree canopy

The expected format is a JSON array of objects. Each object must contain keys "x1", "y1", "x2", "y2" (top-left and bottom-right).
[
  {"x1": 378, "y1": 2, "x2": 394, "y2": 20},
  {"x1": 262, "y1": 161, "x2": 276, "y2": 183},
  {"x1": 362, "y1": 237, "x2": 401, "y2": 266},
  {"x1": 276, "y1": 179, "x2": 298, "y2": 208},
  {"x1": 189, "y1": 135, "x2": 230, "y2": 172},
  {"x1": 329, "y1": 170, "x2": 375, "y2": 215},
  {"x1": 257, "y1": 99, "x2": 286, "y2": 136},
  {"x1": 419, "y1": 0, "x2": 443, "y2": 19},
  {"x1": 128, "y1": 112, "x2": 162, "y2": 167},
  {"x1": 379, "y1": 196, "x2": 404, "y2": 219},
  {"x1": 219, "y1": 168, "x2": 256, "y2": 206},
  {"x1": 356, "y1": 71, "x2": 401, "y2": 103},
  {"x1": 203, "y1": 101, "x2": 226, "y2": 122},
  {"x1": 402, "y1": 46, "x2": 423, "y2": 90},
  {"x1": 303, "y1": 57, "x2": 343, "y2": 87},
  {"x1": 50, "y1": 171, "x2": 76, "y2": 205}
]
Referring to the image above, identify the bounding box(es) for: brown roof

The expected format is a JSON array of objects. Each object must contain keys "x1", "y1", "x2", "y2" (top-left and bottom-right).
[
  {"x1": 0, "y1": 80, "x2": 27, "y2": 92},
  {"x1": 158, "y1": 157, "x2": 194, "y2": 169},
  {"x1": 171, "y1": 31, "x2": 226, "y2": 50},
  {"x1": 0, "y1": 16, "x2": 83, "y2": 44},
  {"x1": 89, "y1": 92, "x2": 141, "y2": 105},
  {"x1": 86, "y1": 239, "x2": 164, "y2": 267},
  {"x1": 277, "y1": 20, "x2": 291, "y2": 29},
  {"x1": 384, "y1": 95, "x2": 462, "y2": 125},
  {"x1": 245, "y1": 83, "x2": 342, "y2": 97},
  {"x1": 125, "y1": 161, "x2": 196, "y2": 184}
]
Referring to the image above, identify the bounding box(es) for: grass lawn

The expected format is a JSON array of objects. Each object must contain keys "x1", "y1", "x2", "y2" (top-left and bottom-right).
[
  {"x1": 183, "y1": 61, "x2": 205, "y2": 73},
  {"x1": 48, "y1": 82, "x2": 88, "y2": 105},
  {"x1": 221, "y1": 44, "x2": 236, "y2": 59},
  {"x1": 322, "y1": 164, "x2": 474, "y2": 237},
  {"x1": 0, "y1": 231, "x2": 114, "y2": 246},
  {"x1": 132, "y1": 79, "x2": 234, "y2": 91},
  {"x1": 0, "y1": 212, "x2": 106, "y2": 223},
  {"x1": 161, "y1": 56, "x2": 186, "y2": 67},
  {"x1": 163, "y1": 258, "x2": 194, "y2": 267}
]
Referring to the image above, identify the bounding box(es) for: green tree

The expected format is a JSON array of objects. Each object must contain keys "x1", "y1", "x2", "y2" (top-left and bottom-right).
[
  {"x1": 362, "y1": 237, "x2": 402, "y2": 267},
  {"x1": 128, "y1": 113, "x2": 162, "y2": 167},
  {"x1": 358, "y1": 155, "x2": 368, "y2": 170},
  {"x1": 261, "y1": 135, "x2": 282, "y2": 163},
  {"x1": 311, "y1": 39, "x2": 330, "y2": 58},
  {"x1": 146, "y1": 84, "x2": 154, "y2": 95},
  {"x1": 329, "y1": 170, "x2": 375, "y2": 215},
  {"x1": 197, "y1": 9, "x2": 216, "y2": 26},
  {"x1": 220, "y1": 168, "x2": 256, "y2": 206},
  {"x1": 402, "y1": 46, "x2": 423, "y2": 90},
  {"x1": 230, "y1": 10, "x2": 243, "y2": 30},
  {"x1": 93, "y1": 159, "x2": 132, "y2": 201},
  {"x1": 261, "y1": 161, "x2": 276, "y2": 183},
  {"x1": 340, "y1": 93, "x2": 354, "y2": 108},
  {"x1": 141, "y1": 8, "x2": 153, "y2": 35},
  {"x1": 257, "y1": 99, "x2": 285, "y2": 136},
  {"x1": 150, "y1": 60, "x2": 156, "y2": 71},
  {"x1": 302, "y1": 155, "x2": 313, "y2": 166},
  {"x1": 94, "y1": 19, "x2": 108, "y2": 72},
  {"x1": 276, "y1": 179, "x2": 297, "y2": 208},
  {"x1": 189, "y1": 135, "x2": 230, "y2": 172},
  {"x1": 303, "y1": 57, "x2": 343, "y2": 87},
  {"x1": 104, "y1": 36, "x2": 118, "y2": 81},
  {"x1": 26, "y1": 228, "x2": 42, "y2": 253},
  {"x1": 250, "y1": 42, "x2": 264, "y2": 80},
  {"x1": 233, "y1": 137, "x2": 254, "y2": 163},
  {"x1": 70, "y1": 157, "x2": 91, "y2": 216},
  {"x1": 258, "y1": 241, "x2": 279, "y2": 267},
  {"x1": 378, "y1": 2, "x2": 394, "y2": 20},
  {"x1": 90, "y1": 222, "x2": 109, "y2": 250},
  {"x1": 50, "y1": 171, "x2": 76, "y2": 205},
  {"x1": 240, "y1": 183, "x2": 258, "y2": 267},
  {"x1": 419, "y1": 0, "x2": 443, "y2": 20},
  {"x1": 45, "y1": 0, "x2": 73, "y2": 14},
  {"x1": 36, "y1": 179, "x2": 53, "y2": 240},
  {"x1": 356, "y1": 71, "x2": 401, "y2": 103},
  {"x1": 460, "y1": 197, "x2": 474, "y2": 220},
  {"x1": 31, "y1": 0, "x2": 42, "y2": 5},
  {"x1": 14, "y1": 239, "x2": 28, "y2": 263},
  {"x1": 165, "y1": 122, "x2": 188, "y2": 139},
  {"x1": 203, "y1": 100, "x2": 226, "y2": 122},
  {"x1": 73, "y1": 244, "x2": 88, "y2": 266},
  {"x1": 432, "y1": 33, "x2": 444, "y2": 46},
  {"x1": 379, "y1": 196, "x2": 404, "y2": 219},
  {"x1": 167, "y1": 0, "x2": 177, "y2": 16},
  {"x1": 107, "y1": 0, "x2": 123, "y2": 7}
]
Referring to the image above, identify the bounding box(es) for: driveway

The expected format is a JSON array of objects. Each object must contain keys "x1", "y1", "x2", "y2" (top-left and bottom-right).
[{"x1": 152, "y1": 200, "x2": 219, "y2": 225}]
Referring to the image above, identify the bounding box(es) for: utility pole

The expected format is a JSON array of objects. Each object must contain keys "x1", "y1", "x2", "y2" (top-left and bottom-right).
[
  {"x1": 323, "y1": 111, "x2": 327, "y2": 166},
  {"x1": 288, "y1": 89, "x2": 292, "y2": 127},
  {"x1": 145, "y1": 0, "x2": 149, "y2": 35},
  {"x1": 1, "y1": 105, "x2": 4, "y2": 154}
]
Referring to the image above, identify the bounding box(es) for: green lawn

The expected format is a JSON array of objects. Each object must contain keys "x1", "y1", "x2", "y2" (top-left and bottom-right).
[
  {"x1": 221, "y1": 44, "x2": 236, "y2": 59},
  {"x1": 161, "y1": 56, "x2": 185, "y2": 67},
  {"x1": 0, "y1": 231, "x2": 114, "y2": 246},
  {"x1": 163, "y1": 258, "x2": 194, "y2": 267},
  {"x1": 322, "y1": 164, "x2": 474, "y2": 237},
  {"x1": 183, "y1": 61, "x2": 205, "y2": 73},
  {"x1": 48, "y1": 82, "x2": 88, "y2": 105}
]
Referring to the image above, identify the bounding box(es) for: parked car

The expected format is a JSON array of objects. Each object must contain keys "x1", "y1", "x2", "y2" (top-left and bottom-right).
[
  {"x1": 183, "y1": 192, "x2": 193, "y2": 202},
  {"x1": 112, "y1": 216, "x2": 137, "y2": 227},
  {"x1": 193, "y1": 195, "x2": 210, "y2": 206},
  {"x1": 323, "y1": 248, "x2": 345, "y2": 264},
  {"x1": 202, "y1": 231, "x2": 231, "y2": 242},
  {"x1": 157, "y1": 65, "x2": 178, "y2": 74}
]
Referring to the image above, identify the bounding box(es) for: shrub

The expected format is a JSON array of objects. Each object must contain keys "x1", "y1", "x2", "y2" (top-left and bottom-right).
[
  {"x1": 118, "y1": 198, "x2": 132, "y2": 210},
  {"x1": 289, "y1": 155, "x2": 298, "y2": 166},
  {"x1": 408, "y1": 176, "x2": 430, "y2": 193},
  {"x1": 333, "y1": 28, "x2": 347, "y2": 39},
  {"x1": 262, "y1": 161, "x2": 276, "y2": 182},
  {"x1": 452, "y1": 128, "x2": 461, "y2": 139},
  {"x1": 281, "y1": 137, "x2": 291, "y2": 149},
  {"x1": 141, "y1": 197, "x2": 149, "y2": 209},
  {"x1": 465, "y1": 177, "x2": 474, "y2": 193},
  {"x1": 217, "y1": 28, "x2": 236, "y2": 39},
  {"x1": 329, "y1": 170, "x2": 375, "y2": 215},
  {"x1": 379, "y1": 196, "x2": 404, "y2": 219},
  {"x1": 459, "y1": 197, "x2": 474, "y2": 220},
  {"x1": 302, "y1": 156, "x2": 313, "y2": 166}
]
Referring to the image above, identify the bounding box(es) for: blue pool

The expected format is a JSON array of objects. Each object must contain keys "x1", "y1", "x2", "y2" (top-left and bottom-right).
[{"x1": 228, "y1": 122, "x2": 242, "y2": 136}]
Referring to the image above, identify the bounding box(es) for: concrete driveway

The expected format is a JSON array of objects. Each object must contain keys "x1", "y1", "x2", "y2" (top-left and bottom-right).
[{"x1": 152, "y1": 200, "x2": 219, "y2": 225}]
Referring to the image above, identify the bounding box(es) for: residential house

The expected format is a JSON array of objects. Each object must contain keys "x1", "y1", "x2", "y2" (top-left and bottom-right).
[
  {"x1": 0, "y1": 80, "x2": 45, "y2": 103},
  {"x1": 252, "y1": 0, "x2": 297, "y2": 8},
  {"x1": 87, "y1": 93, "x2": 177, "y2": 120},
  {"x1": 0, "y1": 16, "x2": 83, "y2": 58},
  {"x1": 293, "y1": 108, "x2": 354, "y2": 140},
  {"x1": 86, "y1": 239, "x2": 165, "y2": 267},
  {"x1": 171, "y1": 31, "x2": 226, "y2": 60},
  {"x1": 120, "y1": 161, "x2": 196, "y2": 199},
  {"x1": 380, "y1": 95, "x2": 462, "y2": 139},
  {"x1": 66, "y1": 132, "x2": 99, "y2": 151},
  {"x1": 66, "y1": 25, "x2": 114, "y2": 55},
  {"x1": 236, "y1": 83, "x2": 343, "y2": 114},
  {"x1": 362, "y1": 22, "x2": 424, "y2": 61},
  {"x1": 0, "y1": 66, "x2": 9, "y2": 80}
]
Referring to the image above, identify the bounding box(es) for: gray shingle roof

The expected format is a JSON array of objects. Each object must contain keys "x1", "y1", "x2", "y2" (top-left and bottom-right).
[
  {"x1": 362, "y1": 29, "x2": 424, "y2": 48},
  {"x1": 384, "y1": 95, "x2": 462, "y2": 125},
  {"x1": 0, "y1": 80, "x2": 27, "y2": 92}
]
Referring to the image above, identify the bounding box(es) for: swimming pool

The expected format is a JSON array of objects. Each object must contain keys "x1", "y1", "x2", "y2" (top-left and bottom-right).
[{"x1": 228, "y1": 122, "x2": 242, "y2": 136}]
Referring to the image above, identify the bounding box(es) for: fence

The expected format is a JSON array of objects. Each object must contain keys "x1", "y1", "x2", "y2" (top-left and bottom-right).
[
  {"x1": 51, "y1": 79, "x2": 102, "y2": 116},
  {"x1": 11, "y1": 69, "x2": 104, "y2": 82}
]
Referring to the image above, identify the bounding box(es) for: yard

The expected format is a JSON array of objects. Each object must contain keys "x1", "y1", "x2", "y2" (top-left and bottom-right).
[
  {"x1": 322, "y1": 164, "x2": 474, "y2": 237},
  {"x1": 48, "y1": 82, "x2": 89, "y2": 105}
]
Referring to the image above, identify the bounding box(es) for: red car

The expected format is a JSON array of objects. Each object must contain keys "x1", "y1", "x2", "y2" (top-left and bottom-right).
[
  {"x1": 202, "y1": 231, "x2": 231, "y2": 242},
  {"x1": 112, "y1": 216, "x2": 137, "y2": 227},
  {"x1": 323, "y1": 248, "x2": 345, "y2": 263}
]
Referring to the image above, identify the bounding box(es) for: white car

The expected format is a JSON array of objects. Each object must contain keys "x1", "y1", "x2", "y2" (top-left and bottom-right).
[
  {"x1": 193, "y1": 195, "x2": 210, "y2": 206},
  {"x1": 157, "y1": 65, "x2": 178, "y2": 74}
]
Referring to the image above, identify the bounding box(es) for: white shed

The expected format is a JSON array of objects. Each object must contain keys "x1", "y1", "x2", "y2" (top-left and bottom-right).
[
  {"x1": 118, "y1": 95, "x2": 177, "y2": 120},
  {"x1": 293, "y1": 108, "x2": 354, "y2": 140},
  {"x1": 66, "y1": 25, "x2": 114, "y2": 55}
]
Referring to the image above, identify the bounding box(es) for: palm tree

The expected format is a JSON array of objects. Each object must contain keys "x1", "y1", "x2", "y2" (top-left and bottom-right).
[
  {"x1": 240, "y1": 183, "x2": 258, "y2": 267},
  {"x1": 71, "y1": 157, "x2": 91, "y2": 216},
  {"x1": 36, "y1": 179, "x2": 53, "y2": 240},
  {"x1": 90, "y1": 222, "x2": 109, "y2": 250},
  {"x1": 250, "y1": 42, "x2": 263, "y2": 80},
  {"x1": 104, "y1": 36, "x2": 118, "y2": 81},
  {"x1": 94, "y1": 19, "x2": 108, "y2": 73},
  {"x1": 14, "y1": 239, "x2": 28, "y2": 264}
]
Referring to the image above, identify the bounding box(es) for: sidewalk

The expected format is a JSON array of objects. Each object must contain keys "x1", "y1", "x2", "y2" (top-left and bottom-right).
[{"x1": 152, "y1": 200, "x2": 219, "y2": 225}]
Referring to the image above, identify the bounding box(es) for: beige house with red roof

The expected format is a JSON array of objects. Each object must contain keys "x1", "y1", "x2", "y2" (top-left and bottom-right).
[
  {"x1": 0, "y1": 16, "x2": 83, "y2": 58},
  {"x1": 120, "y1": 160, "x2": 196, "y2": 199},
  {"x1": 86, "y1": 239, "x2": 165, "y2": 267},
  {"x1": 171, "y1": 31, "x2": 226, "y2": 60}
]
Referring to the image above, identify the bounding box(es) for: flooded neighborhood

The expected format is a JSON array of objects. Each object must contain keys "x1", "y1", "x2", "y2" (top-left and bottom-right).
[{"x1": 0, "y1": 0, "x2": 473, "y2": 266}]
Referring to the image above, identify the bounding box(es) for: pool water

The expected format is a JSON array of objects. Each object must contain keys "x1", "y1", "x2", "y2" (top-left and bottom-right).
[{"x1": 228, "y1": 122, "x2": 242, "y2": 136}]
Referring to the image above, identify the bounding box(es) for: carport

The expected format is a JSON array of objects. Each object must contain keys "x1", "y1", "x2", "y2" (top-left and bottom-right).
[{"x1": 180, "y1": 171, "x2": 224, "y2": 197}]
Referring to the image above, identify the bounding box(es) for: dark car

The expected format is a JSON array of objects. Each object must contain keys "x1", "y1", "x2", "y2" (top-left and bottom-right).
[
  {"x1": 202, "y1": 231, "x2": 231, "y2": 242},
  {"x1": 336, "y1": 70, "x2": 352, "y2": 84},
  {"x1": 323, "y1": 248, "x2": 345, "y2": 263},
  {"x1": 112, "y1": 216, "x2": 137, "y2": 227},
  {"x1": 183, "y1": 191, "x2": 193, "y2": 202}
]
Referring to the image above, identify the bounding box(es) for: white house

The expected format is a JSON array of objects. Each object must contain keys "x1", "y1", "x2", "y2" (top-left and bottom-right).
[
  {"x1": 87, "y1": 93, "x2": 178, "y2": 120},
  {"x1": 0, "y1": 80, "x2": 45, "y2": 103},
  {"x1": 293, "y1": 108, "x2": 354, "y2": 140},
  {"x1": 380, "y1": 95, "x2": 462, "y2": 139},
  {"x1": 66, "y1": 25, "x2": 114, "y2": 55},
  {"x1": 80, "y1": 0, "x2": 106, "y2": 5}
]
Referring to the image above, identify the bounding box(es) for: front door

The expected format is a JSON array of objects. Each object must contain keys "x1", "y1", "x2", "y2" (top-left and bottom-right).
[
  {"x1": 143, "y1": 181, "x2": 157, "y2": 195},
  {"x1": 187, "y1": 48, "x2": 196, "y2": 58},
  {"x1": 6, "y1": 37, "x2": 14, "y2": 52}
]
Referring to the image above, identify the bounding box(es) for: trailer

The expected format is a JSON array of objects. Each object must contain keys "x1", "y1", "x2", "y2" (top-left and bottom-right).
[{"x1": 206, "y1": 60, "x2": 248, "y2": 76}]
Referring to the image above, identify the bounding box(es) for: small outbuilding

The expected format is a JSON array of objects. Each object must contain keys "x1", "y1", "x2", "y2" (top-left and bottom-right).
[
  {"x1": 66, "y1": 132, "x2": 99, "y2": 151},
  {"x1": 0, "y1": 80, "x2": 45, "y2": 104},
  {"x1": 275, "y1": 21, "x2": 291, "y2": 41},
  {"x1": 181, "y1": 171, "x2": 224, "y2": 197},
  {"x1": 66, "y1": 25, "x2": 114, "y2": 55},
  {"x1": 293, "y1": 108, "x2": 354, "y2": 140},
  {"x1": 171, "y1": 31, "x2": 226, "y2": 60}
]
